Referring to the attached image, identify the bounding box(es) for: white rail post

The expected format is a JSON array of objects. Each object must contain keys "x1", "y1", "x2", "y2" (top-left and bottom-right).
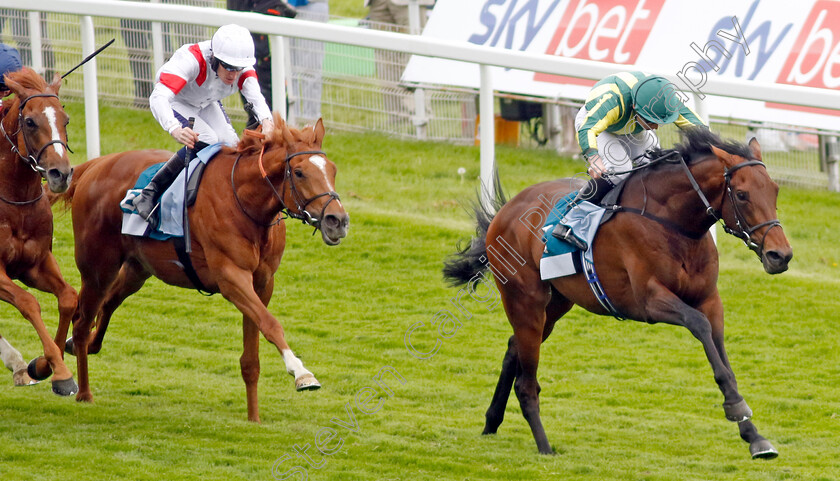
[
  {"x1": 693, "y1": 93, "x2": 716, "y2": 244},
  {"x1": 270, "y1": 35, "x2": 287, "y2": 120},
  {"x1": 27, "y1": 12, "x2": 44, "y2": 75},
  {"x1": 407, "y1": 0, "x2": 428, "y2": 140},
  {"x1": 479, "y1": 64, "x2": 495, "y2": 212},
  {"x1": 81, "y1": 15, "x2": 100, "y2": 159},
  {"x1": 827, "y1": 135, "x2": 840, "y2": 192},
  {"x1": 151, "y1": 0, "x2": 164, "y2": 70}
]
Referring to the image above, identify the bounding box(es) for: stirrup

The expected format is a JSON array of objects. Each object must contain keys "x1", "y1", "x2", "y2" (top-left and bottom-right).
[
  {"x1": 551, "y1": 224, "x2": 588, "y2": 251},
  {"x1": 138, "y1": 202, "x2": 161, "y2": 229}
]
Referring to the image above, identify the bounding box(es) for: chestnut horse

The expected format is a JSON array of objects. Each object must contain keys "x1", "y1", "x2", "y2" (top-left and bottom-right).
[
  {"x1": 52, "y1": 115, "x2": 349, "y2": 421},
  {"x1": 444, "y1": 129, "x2": 792, "y2": 458},
  {"x1": 0, "y1": 68, "x2": 78, "y2": 396}
]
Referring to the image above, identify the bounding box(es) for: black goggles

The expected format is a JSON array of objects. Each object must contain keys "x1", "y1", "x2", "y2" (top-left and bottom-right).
[{"x1": 217, "y1": 59, "x2": 245, "y2": 72}]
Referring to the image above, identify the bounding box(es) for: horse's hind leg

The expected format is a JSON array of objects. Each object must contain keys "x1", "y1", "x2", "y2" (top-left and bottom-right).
[
  {"x1": 483, "y1": 335, "x2": 520, "y2": 435},
  {"x1": 0, "y1": 271, "x2": 76, "y2": 396},
  {"x1": 484, "y1": 291, "x2": 572, "y2": 436},
  {"x1": 81, "y1": 261, "x2": 150, "y2": 356}
]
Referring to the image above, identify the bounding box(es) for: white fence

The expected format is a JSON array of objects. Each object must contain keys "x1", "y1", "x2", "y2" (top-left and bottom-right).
[{"x1": 4, "y1": 0, "x2": 840, "y2": 202}]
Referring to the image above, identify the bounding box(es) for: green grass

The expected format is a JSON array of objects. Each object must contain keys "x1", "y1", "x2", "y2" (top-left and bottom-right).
[{"x1": 1, "y1": 103, "x2": 839, "y2": 481}]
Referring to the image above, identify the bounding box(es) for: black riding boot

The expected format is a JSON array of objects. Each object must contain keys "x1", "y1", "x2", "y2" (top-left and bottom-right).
[
  {"x1": 133, "y1": 151, "x2": 185, "y2": 228},
  {"x1": 550, "y1": 177, "x2": 614, "y2": 250}
]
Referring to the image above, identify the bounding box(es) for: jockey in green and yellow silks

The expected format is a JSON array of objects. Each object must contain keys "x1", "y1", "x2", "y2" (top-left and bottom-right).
[{"x1": 552, "y1": 71, "x2": 707, "y2": 250}]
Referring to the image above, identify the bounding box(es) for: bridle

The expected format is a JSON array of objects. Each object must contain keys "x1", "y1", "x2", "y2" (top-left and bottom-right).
[
  {"x1": 232, "y1": 144, "x2": 341, "y2": 231},
  {"x1": 1, "y1": 93, "x2": 73, "y2": 177},
  {"x1": 678, "y1": 154, "x2": 782, "y2": 258}
]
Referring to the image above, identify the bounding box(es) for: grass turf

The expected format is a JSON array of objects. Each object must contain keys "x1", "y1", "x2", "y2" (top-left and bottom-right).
[{"x1": 1, "y1": 104, "x2": 839, "y2": 481}]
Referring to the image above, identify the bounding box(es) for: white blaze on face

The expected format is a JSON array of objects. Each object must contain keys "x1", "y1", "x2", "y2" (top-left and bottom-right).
[
  {"x1": 308, "y1": 155, "x2": 342, "y2": 207},
  {"x1": 44, "y1": 106, "x2": 65, "y2": 157}
]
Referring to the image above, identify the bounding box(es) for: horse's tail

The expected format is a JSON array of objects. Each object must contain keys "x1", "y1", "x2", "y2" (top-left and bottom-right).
[
  {"x1": 49, "y1": 160, "x2": 95, "y2": 208},
  {"x1": 443, "y1": 175, "x2": 508, "y2": 286}
]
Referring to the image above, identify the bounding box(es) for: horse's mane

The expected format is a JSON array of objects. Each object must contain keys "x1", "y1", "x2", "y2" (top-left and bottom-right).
[
  {"x1": 234, "y1": 112, "x2": 310, "y2": 155},
  {"x1": 5, "y1": 67, "x2": 48, "y2": 92},
  {"x1": 652, "y1": 127, "x2": 753, "y2": 164}
]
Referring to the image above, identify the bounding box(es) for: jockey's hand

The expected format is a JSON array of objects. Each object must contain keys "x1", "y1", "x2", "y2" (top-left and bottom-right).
[
  {"x1": 260, "y1": 118, "x2": 275, "y2": 133},
  {"x1": 171, "y1": 126, "x2": 199, "y2": 148},
  {"x1": 587, "y1": 154, "x2": 607, "y2": 179}
]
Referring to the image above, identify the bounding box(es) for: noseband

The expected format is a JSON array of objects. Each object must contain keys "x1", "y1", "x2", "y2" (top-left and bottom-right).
[
  {"x1": 1, "y1": 93, "x2": 72, "y2": 176},
  {"x1": 232, "y1": 146, "x2": 341, "y2": 231},
  {"x1": 680, "y1": 155, "x2": 781, "y2": 258}
]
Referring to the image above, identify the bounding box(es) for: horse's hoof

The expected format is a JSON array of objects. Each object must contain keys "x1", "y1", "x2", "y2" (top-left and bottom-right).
[
  {"x1": 51, "y1": 377, "x2": 79, "y2": 397},
  {"x1": 13, "y1": 369, "x2": 38, "y2": 386},
  {"x1": 295, "y1": 373, "x2": 321, "y2": 391},
  {"x1": 75, "y1": 391, "x2": 93, "y2": 403},
  {"x1": 724, "y1": 399, "x2": 752, "y2": 422},
  {"x1": 750, "y1": 439, "x2": 778, "y2": 459},
  {"x1": 64, "y1": 337, "x2": 75, "y2": 356},
  {"x1": 27, "y1": 357, "x2": 53, "y2": 381}
]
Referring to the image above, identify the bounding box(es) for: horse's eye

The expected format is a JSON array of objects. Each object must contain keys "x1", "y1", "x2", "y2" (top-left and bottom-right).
[
  {"x1": 24, "y1": 118, "x2": 36, "y2": 128},
  {"x1": 294, "y1": 169, "x2": 304, "y2": 178},
  {"x1": 736, "y1": 191, "x2": 749, "y2": 202}
]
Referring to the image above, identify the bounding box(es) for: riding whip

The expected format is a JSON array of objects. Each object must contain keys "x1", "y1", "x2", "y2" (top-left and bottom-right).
[
  {"x1": 61, "y1": 38, "x2": 115, "y2": 79},
  {"x1": 183, "y1": 117, "x2": 196, "y2": 253}
]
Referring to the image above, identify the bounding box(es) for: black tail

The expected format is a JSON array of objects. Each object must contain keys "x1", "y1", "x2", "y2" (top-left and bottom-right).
[{"x1": 443, "y1": 176, "x2": 508, "y2": 286}]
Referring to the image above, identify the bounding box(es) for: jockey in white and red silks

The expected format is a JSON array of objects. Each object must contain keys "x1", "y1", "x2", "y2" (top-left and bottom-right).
[{"x1": 136, "y1": 24, "x2": 274, "y2": 227}]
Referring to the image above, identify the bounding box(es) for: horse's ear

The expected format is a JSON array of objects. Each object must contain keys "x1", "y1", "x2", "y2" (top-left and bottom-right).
[
  {"x1": 313, "y1": 118, "x2": 325, "y2": 148},
  {"x1": 280, "y1": 117, "x2": 295, "y2": 146},
  {"x1": 48, "y1": 73, "x2": 62, "y2": 94},
  {"x1": 748, "y1": 137, "x2": 762, "y2": 161},
  {"x1": 3, "y1": 74, "x2": 26, "y2": 99},
  {"x1": 710, "y1": 145, "x2": 737, "y2": 168}
]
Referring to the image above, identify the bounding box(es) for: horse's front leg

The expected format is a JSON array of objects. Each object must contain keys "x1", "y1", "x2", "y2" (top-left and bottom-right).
[
  {"x1": 21, "y1": 254, "x2": 78, "y2": 372},
  {"x1": 645, "y1": 281, "x2": 771, "y2": 458},
  {"x1": 0, "y1": 334, "x2": 35, "y2": 385},
  {"x1": 699, "y1": 294, "x2": 778, "y2": 459},
  {"x1": 215, "y1": 261, "x2": 320, "y2": 397},
  {"x1": 0, "y1": 270, "x2": 77, "y2": 396}
]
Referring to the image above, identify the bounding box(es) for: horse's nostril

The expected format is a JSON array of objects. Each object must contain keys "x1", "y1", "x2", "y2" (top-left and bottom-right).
[
  {"x1": 47, "y1": 168, "x2": 62, "y2": 179},
  {"x1": 765, "y1": 250, "x2": 791, "y2": 265},
  {"x1": 323, "y1": 214, "x2": 339, "y2": 228}
]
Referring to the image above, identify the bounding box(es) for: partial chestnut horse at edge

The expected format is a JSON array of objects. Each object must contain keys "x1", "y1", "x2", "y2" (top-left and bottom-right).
[
  {"x1": 52, "y1": 115, "x2": 349, "y2": 421},
  {"x1": 444, "y1": 129, "x2": 792, "y2": 459},
  {"x1": 0, "y1": 68, "x2": 78, "y2": 395}
]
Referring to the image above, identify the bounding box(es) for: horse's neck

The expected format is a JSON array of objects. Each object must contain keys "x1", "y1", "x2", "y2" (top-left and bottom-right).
[
  {"x1": 628, "y1": 157, "x2": 725, "y2": 236},
  {"x1": 0, "y1": 119, "x2": 43, "y2": 201},
  {"x1": 231, "y1": 150, "x2": 287, "y2": 225}
]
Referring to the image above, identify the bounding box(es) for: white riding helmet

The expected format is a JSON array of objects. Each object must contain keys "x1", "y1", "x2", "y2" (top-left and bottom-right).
[{"x1": 211, "y1": 24, "x2": 256, "y2": 68}]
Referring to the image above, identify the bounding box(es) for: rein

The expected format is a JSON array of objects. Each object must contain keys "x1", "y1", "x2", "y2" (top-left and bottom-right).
[
  {"x1": 1, "y1": 93, "x2": 73, "y2": 177},
  {"x1": 231, "y1": 144, "x2": 340, "y2": 232},
  {"x1": 606, "y1": 149, "x2": 781, "y2": 256}
]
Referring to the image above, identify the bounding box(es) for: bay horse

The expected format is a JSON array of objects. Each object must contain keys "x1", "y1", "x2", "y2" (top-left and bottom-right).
[
  {"x1": 444, "y1": 129, "x2": 792, "y2": 459},
  {"x1": 0, "y1": 68, "x2": 78, "y2": 396},
  {"x1": 52, "y1": 115, "x2": 349, "y2": 421}
]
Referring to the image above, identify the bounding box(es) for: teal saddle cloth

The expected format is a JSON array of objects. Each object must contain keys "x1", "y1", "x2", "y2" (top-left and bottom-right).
[
  {"x1": 539, "y1": 191, "x2": 607, "y2": 280},
  {"x1": 119, "y1": 143, "x2": 223, "y2": 240}
]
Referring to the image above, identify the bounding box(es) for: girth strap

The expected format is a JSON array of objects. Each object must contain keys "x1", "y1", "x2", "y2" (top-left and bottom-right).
[{"x1": 172, "y1": 236, "x2": 214, "y2": 296}]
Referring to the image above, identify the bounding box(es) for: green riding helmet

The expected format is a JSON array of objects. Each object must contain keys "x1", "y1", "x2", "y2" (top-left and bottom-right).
[{"x1": 632, "y1": 75, "x2": 683, "y2": 125}]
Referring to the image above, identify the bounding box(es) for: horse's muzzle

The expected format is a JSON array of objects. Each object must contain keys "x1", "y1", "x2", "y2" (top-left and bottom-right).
[
  {"x1": 320, "y1": 212, "x2": 349, "y2": 246},
  {"x1": 762, "y1": 248, "x2": 792, "y2": 274},
  {"x1": 45, "y1": 167, "x2": 73, "y2": 193}
]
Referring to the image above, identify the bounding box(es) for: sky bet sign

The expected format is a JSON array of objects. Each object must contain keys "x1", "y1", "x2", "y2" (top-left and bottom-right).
[{"x1": 402, "y1": 0, "x2": 840, "y2": 130}]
